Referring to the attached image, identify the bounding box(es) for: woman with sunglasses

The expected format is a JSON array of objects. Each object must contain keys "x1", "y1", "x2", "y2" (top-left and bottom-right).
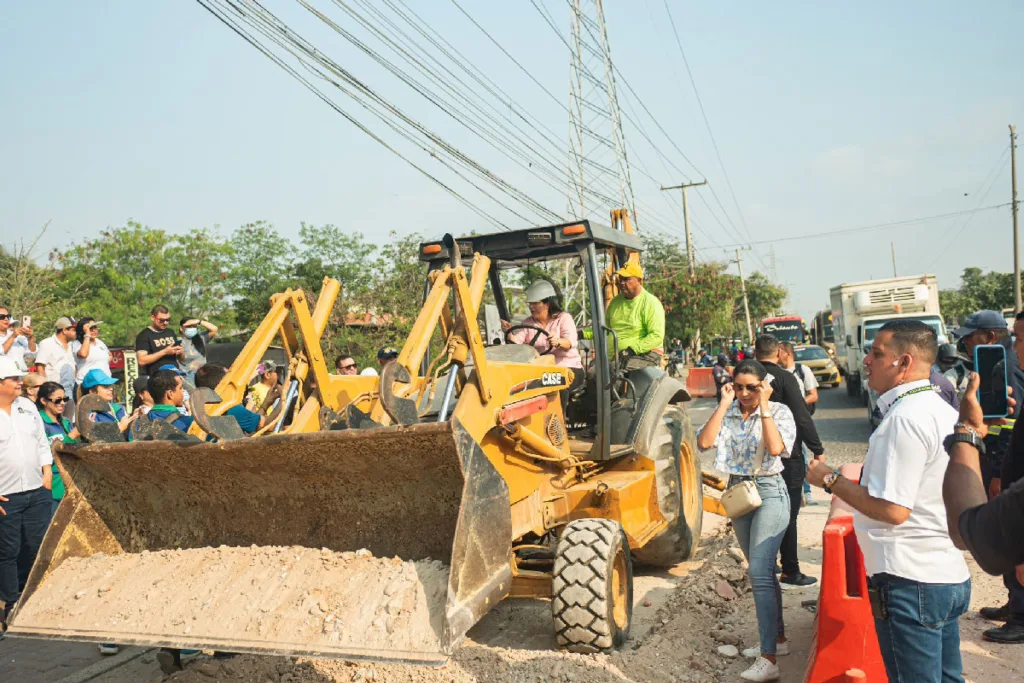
[
  {"x1": 696, "y1": 359, "x2": 796, "y2": 682},
  {"x1": 36, "y1": 382, "x2": 79, "y2": 516}
]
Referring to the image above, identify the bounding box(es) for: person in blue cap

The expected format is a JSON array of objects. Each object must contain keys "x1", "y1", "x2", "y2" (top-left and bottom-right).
[{"x1": 81, "y1": 368, "x2": 136, "y2": 434}]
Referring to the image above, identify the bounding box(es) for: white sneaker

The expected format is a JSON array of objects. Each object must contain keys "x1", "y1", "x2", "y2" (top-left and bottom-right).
[
  {"x1": 742, "y1": 641, "x2": 789, "y2": 658},
  {"x1": 740, "y1": 656, "x2": 780, "y2": 682},
  {"x1": 98, "y1": 644, "x2": 119, "y2": 656}
]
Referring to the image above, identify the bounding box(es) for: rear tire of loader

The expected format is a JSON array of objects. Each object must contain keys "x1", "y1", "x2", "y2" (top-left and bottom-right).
[
  {"x1": 551, "y1": 518, "x2": 633, "y2": 653},
  {"x1": 630, "y1": 405, "x2": 703, "y2": 567}
]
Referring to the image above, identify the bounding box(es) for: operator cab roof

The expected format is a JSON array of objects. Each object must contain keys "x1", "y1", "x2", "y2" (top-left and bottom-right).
[{"x1": 418, "y1": 220, "x2": 642, "y2": 268}]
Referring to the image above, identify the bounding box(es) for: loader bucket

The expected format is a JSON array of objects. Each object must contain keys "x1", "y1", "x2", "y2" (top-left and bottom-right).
[{"x1": 9, "y1": 418, "x2": 512, "y2": 666}]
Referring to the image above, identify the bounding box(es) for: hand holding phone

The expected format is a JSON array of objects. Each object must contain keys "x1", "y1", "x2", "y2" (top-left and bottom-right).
[
  {"x1": 974, "y1": 344, "x2": 1009, "y2": 419},
  {"x1": 22, "y1": 316, "x2": 31, "y2": 329}
]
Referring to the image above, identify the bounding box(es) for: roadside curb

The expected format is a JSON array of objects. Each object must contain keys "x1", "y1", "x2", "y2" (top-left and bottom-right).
[{"x1": 55, "y1": 647, "x2": 154, "y2": 683}]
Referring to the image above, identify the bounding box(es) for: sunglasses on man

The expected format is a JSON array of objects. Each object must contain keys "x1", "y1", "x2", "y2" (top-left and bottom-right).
[{"x1": 338, "y1": 363, "x2": 356, "y2": 371}]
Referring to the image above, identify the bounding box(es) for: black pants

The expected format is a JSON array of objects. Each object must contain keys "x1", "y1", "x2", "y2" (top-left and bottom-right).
[
  {"x1": 779, "y1": 482, "x2": 804, "y2": 576},
  {"x1": 0, "y1": 487, "x2": 51, "y2": 605}
]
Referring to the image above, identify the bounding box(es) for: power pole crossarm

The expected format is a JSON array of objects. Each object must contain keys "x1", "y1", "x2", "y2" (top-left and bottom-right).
[{"x1": 661, "y1": 180, "x2": 707, "y2": 277}]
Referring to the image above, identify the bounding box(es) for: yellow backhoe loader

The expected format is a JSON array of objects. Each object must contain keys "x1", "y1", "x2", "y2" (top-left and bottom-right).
[{"x1": 10, "y1": 218, "x2": 712, "y2": 665}]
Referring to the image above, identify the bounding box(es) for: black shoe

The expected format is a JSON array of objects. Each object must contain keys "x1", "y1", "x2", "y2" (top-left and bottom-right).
[
  {"x1": 780, "y1": 572, "x2": 818, "y2": 589},
  {"x1": 980, "y1": 603, "x2": 1011, "y2": 622},
  {"x1": 983, "y1": 621, "x2": 1024, "y2": 643},
  {"x1": 156, "y1": 649, "x2": 183, "y2": 675}
]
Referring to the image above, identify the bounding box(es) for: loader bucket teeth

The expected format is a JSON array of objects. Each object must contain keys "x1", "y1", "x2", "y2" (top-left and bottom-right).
[
  {"x1": 190, "y1": 387, "x2": 245, "y2": 441},
  {"x1": 9, "y1": 418, "x2": 512, "y2": 666},
  {"x1": 380, "y1": 361, "x2": 420, "y2": 426}
]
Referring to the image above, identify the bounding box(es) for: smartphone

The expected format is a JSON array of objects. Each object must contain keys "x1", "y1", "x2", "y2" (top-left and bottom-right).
[
  {"x1": 974, "y1": 344, "x2": 1009, "y2": 418},
  {"x1": 22, "y1": 315, "x2": 30, "y2": 328}
]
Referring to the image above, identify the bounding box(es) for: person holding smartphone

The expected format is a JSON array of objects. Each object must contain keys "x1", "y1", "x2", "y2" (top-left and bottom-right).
[
  {"x1": 135, "y1": 305, "x2": 182, "y2": 377},
  {"x1": 697, "y1": 360, "x2": 796, "y2": 682},
  {"x1": 0, "y1": 306, "x2": 35, "y2": 371},
  {"x1": 72, "y1": 317, "x2": 111, "y2": 396},
  {"x1": 807, "y1": 319, "x2": 969, "y2": 682}
]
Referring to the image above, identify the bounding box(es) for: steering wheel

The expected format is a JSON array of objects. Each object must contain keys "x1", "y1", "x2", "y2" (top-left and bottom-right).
[{"x1": 505, "y1": 324, "x2": 555, "y2": 355}]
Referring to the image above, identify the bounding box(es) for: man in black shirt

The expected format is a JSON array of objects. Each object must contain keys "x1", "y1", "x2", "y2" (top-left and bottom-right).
[
  {"x1": 756, "y1": 334, "x2": 825, "y2": 589},
  {"x1": 135, "y1": 305, "x2": 182, "y2": 376},
  {"x1": 947, "y1": 314, "x2": 1024, "y2": 643},
  {"x1": 945, "y1": 371, "x2": 1024, "y2": 578}
]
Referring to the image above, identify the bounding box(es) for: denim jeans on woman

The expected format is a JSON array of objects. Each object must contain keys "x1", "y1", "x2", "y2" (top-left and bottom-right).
[
  {"x1": 869, "y1": 573, "x2": 971, "y2": 683},
  {"x1": 730, "y1": 474, "x2": 791, "y2": 656}
]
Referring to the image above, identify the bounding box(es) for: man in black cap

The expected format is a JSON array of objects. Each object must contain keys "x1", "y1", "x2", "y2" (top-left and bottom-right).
[{"x1": 377, "y1": 347, "x2": 399, "y2": 369}]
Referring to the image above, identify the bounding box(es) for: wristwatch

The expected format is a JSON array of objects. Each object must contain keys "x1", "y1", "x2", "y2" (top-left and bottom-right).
[
  {"x1": 943, "y1": 430, "x2": 986, "y2": 456},
  {"x1": 822, "y1": 471, "x2": 840, "y2": 494}
]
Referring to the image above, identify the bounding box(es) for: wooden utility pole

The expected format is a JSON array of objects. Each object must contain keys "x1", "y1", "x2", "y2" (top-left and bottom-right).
[
  {"x1": 736, "y1": 248, "x2": 754, "y2": 344},
  {"x1": 1012, "y1": 125, "x2": 1021, "y2": 314},
  {"x1": 891, "y1": 242, "x2": 897, "y2": 277},
  {"x1": 661, "y1": 180, "x2": 707, "y2": 276}
]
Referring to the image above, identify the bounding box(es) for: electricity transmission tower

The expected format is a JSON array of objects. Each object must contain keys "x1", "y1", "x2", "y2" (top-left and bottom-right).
[{"x1": 567, "y1": 0, "x2": 637, "y2": 226}]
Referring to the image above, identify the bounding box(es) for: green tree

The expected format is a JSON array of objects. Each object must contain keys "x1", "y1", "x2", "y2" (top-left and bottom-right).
[
  {"x1": 940, "y1": 267, "x2": 1015, "y2": 325},
  {"x1": 743, "y1": 271, "x2": 788, "y2": 323},
  {"x1": 54, "y1": 221, "x2": 232, "y2": 345},
  {"x1": 0, "y1": 226, "x2": 79, "y2": 327},
  {"x1": 293, "y1": 223, "x2": 376, "y2": 299},
  {"x1": 225, "y1": 221, "x2": 293, "y2": 332}
]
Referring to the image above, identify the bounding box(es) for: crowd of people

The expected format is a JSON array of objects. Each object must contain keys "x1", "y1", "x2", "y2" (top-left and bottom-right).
[
  {"x1": 695, "y1": 309, "x2": 1024, "y2": 682},
  {"x1": 4, "y1": 277, "x2": 1024, "y2": 682}
]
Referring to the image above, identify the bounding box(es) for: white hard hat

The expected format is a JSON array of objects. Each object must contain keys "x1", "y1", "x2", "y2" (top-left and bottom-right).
[
  {"x1": 0, "y1": 357, "x2": 27, "y2": 380},
  {"x1": 525, "y1": 280, "x2": 558, "y2": 304},
  {"x1": 360, "y1": 367, "x2": 379, "y2": 377}
]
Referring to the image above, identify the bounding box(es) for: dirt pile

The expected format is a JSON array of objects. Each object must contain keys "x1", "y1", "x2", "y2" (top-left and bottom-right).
[
  {"x1": 17, "y1": 545, "x2": 449, "y2": 654},
  {"x1": 157, "y1": 528, "x2": 757, "y2": 683}
]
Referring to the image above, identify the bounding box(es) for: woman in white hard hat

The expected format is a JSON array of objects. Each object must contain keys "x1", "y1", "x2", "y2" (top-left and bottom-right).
[{"x1": 501, "y1": 281, "x2": 584, "y2": 403}]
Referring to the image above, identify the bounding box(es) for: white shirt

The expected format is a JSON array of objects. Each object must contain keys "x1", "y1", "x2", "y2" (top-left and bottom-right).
[
  {"x1": 35, "y1": 334, "x2": 77, "y2": 394},
  {"x1": 71, "y1": 337, "x2": 112, "y2": 382},
  {"x1": 0, "y1": 396, "x2": 54, "y2": 495},
  {"x1": 0, "y1": 330, "x2": 32, "y2": 371},
  {"x1": 787, "y1": 363, "x2": 818, "y2": 394},
  {"x1": 854, "y1": 379, "x2": 970, "y2": 584}
]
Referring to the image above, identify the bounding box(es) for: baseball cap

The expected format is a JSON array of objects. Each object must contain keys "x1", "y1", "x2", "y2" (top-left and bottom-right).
[
  {"x1": 54, "y1": 316, "x2": 76, "y2": 330},
  {"x1": 615, "y1": 261, "x2": 644, "y2": 280},
  {"x1": 133, "y1": 376, "x2": 150, "y2": 395},
  {"x1": 260, "y1": 360, "x2": 279, "y2": 375},
  {"x1": 953, "y1": 310, "x2": 1007, "y2": 337},
  {"x1": 81, "y1": 368, "x2": 120, "y2": 390},
  {"x1": 0, "y1": 357, "x2": 27, "y2": 380},
  {"x1": 377, "y1": 347, "x2": 399, "y2": 361},
  {"x1": 156, "y1": 363, "x2": 186, "y2": 376}
]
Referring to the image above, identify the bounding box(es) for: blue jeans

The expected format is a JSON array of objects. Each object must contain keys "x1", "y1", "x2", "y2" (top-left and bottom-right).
[
  {"x1": 730, "y1": 474, "x2": 791, "y2": 656},
  {"x1": 0, "y1": 487, "x2": 52, "y2": 604},
  {"x1": 870, "y1": 574, "x2": 971, "y2": 683},
  {"x1": 802, "y1": 446, "x2": 812, "y2": 497}
]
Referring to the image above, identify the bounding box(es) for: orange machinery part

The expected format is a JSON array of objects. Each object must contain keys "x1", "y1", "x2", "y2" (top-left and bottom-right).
[{"x1": 686, "y1": 367, "x2": 717, "y2": 398}]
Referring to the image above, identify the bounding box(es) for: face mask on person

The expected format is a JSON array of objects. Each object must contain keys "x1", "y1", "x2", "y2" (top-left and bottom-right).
[{"x1": 184, "y1": 327, "x2": 199, "y2": 339}]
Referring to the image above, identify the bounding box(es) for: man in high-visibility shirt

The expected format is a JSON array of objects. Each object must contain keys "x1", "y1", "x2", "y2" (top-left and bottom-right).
[{"x1": 606, "y1": 262, "x2": 665, "y2": 371}]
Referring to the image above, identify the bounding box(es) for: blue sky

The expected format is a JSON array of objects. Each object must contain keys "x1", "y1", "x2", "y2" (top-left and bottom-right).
[{"x1": 3, "y1": 1, "x2": 1023, "y2": 321}]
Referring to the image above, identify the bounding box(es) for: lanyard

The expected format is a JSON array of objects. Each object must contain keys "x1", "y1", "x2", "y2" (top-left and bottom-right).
[{"x1": 882, "y1": 384, "x2": 933, "y2": 417}]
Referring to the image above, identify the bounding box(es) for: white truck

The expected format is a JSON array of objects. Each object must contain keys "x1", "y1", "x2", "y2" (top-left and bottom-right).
[{"x1": 829, "y1": 274, "x2": 946, "y2": 426}]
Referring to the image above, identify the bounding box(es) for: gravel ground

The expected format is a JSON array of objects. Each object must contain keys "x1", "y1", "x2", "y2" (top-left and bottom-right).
[{"x1": 85, "y1": 383, "x2": 1024, "y2": 682}]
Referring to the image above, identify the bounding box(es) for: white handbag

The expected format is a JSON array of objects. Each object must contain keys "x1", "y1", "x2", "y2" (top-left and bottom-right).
[{"x1": 720, "y1": 430, "x2": 765, "y2": 519}]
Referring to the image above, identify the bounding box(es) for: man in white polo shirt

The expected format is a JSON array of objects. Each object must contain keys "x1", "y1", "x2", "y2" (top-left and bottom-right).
[
  {"x1": 0, "y1": 357, "x2": 54, "y2": 635},
  {"x1": 807, "y1": 319, "x2": 970, "y2": 682}
]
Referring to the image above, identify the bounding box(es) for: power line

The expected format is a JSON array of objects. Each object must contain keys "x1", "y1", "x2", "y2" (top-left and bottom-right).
[
  {"x1": 693, "y1": 204, "x2": 1013, "y2": 251},
  {"x1": 661, "y1": 0, "x2": 753, "y2": 245}
]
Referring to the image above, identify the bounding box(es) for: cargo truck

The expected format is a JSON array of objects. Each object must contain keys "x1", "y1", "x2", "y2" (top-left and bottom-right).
[{"x1": 829, "y1": 275, "x2": 946, "y2": 426}]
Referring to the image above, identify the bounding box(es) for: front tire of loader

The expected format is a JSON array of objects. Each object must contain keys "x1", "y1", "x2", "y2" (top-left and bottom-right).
[
  {"x1": 631, "y1": 405, "x2": 703, "y2": 567},
  {"x1": 552, "y1": 518, "x2": 633, "y2": 653}
]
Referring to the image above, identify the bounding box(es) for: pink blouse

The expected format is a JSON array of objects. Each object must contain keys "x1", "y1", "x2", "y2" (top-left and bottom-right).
[{"x1": 508, "y1": 312, "x2": 582, "y2": 368}]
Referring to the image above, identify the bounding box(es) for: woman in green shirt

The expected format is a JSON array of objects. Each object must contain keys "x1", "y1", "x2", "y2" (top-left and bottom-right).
[{"x1": 36, "y1": 382, "x2": 79, "y2": 516}]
